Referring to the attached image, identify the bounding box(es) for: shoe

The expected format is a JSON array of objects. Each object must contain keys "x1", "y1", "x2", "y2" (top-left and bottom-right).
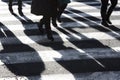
[
  {"x1": 106, "y1": 19, "x2": 112, "y2": 24},
  {"x1": 101, "y1": 21, "x2": 110, "y2": 27}
]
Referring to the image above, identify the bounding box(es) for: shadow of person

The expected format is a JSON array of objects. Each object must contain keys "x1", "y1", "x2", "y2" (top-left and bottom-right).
[
  {"x1": 11, "y1": 12, "x2": 80, "y2": 78},
  {"x1": 0, "y1": 22, "x2": 45, "y2": 79},
  {"x1": 65, "y1": 8, "x2": 120, "y2": 39},
  {"x1": 104, "y1": 24, "x2": 120, "y2": 31},
  {"x1": 8, "y1": 7, "x2": 120, "y2": 79},
  {"x1": 48, "y1": 27, "x2": 120, "y2": 80},
  {"x1": 33, "y1": 25, "x2": 119, "y2": 79},
  {"x1": 54, "y1": 25, "x2": 120, "y2": 78},
  {"x1": 8, "y1": 10, "x2": 77, "y2": 80}
]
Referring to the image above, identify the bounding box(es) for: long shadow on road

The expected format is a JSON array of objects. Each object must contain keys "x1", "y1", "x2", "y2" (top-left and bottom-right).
[
  {"x1": 0, "y1": 21, "x2": 45, "y2": 79},
  {"x1": 2, "y1": 0, "x2": 120, "y2": 79},
  {"x1": 65, "y1": 8, "x2": 120, "y2": 41}
]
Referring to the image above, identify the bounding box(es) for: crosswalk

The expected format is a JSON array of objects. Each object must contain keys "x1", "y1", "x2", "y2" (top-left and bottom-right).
[{"x1": 0, "y1": 0, "x2": 120, "y2": 80}]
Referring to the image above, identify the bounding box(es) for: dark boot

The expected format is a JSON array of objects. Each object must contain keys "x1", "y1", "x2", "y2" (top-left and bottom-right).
[
  {"x1": 106, "y1": 18, "x2": 112, "y2": 24},
  {"x1": 101, "y1": 20, "x2": 110, "y2": 27}
]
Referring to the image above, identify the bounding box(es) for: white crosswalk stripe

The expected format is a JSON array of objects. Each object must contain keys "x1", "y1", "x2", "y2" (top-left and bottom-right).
[{"x1": 0, "y1": 0, "x2": 120, "y2": 80}]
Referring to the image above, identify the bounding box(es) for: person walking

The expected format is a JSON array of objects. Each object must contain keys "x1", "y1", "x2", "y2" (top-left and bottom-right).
[
  {"x1": 100, "y1": 0, "x2": 118, "y2": 26},
  {"x1": 57, "y1": 0, "x2": 71, "y2": 22},
  {"x1": 52, "y1": 0, "x2": 71, "y2": 27},
  {"x1": 31, "y1": 0, "x2": 57, "y2": 41},
  {"x1": 8, "y1": 0, "x2": 23, "y2": 16}
]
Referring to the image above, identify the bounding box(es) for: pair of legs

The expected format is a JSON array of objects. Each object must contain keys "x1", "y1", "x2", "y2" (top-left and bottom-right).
[
  {"x1": 52, "y1": 3, "x2": 68, "y2": 27},
  {"x1": 38, "y1": 15, "x2": 54, "y2": 41},
  {"x1": 9, "y1": 0, "x2": 23, "y2": 15},
  {"x1": 101, "y1": 0, "x2": 118, "y2": 26},
  {"x1": 57, "y1": 3, "x2": 68, "y2": 22}
]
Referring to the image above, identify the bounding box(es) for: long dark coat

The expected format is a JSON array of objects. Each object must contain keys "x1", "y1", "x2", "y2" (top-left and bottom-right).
[
  {"x1": 58, "y1": 0, "x2": 71, "y2": 5},
  {"x1": 31, "y1": 0, "x2": 57, "y2": 16}
]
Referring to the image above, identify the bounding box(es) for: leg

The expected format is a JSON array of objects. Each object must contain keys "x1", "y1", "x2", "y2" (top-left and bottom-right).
[
  {"x1": 57, "y1": 4, "x2": 67, "y2": 22},
  {"x1": 37, "y1": 17, "x2": 45, "y2": 34},
  {"x1": 100, "y1": 0, "x2": 109, "y2": 26},
  {"x1": 44, "y1": 15, "x2": 54, "y2": 41},
  {"x1": 51, "y1": 3, "x2": 67, "y2": 26},
  {"x1": 52, "y1": 15, "x2": 58, "y2": 27},
  {"x1": 8, "y1": 0, "x2": 13, "y2": 13},
  {"x1": 106, "y1": 0, "x2": 118, "y2": 24},
  {"x1": 51, "y1": 4, "x2": 58, "y2": 27},
  {"x1": 18, "y1": 0, "x2": 23, "y2": 15}
]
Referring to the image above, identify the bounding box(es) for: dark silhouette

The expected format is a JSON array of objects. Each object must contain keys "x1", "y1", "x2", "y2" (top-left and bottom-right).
[
  {"x1": 100, "y1": 0, "x2": 118, "y2": 27},
  {"x1": 31, "y1": 0, "x2": 58, "y2": 41},
  {"x1": 52, "y1": 0, "x2": 71, "y2": 27},
  {"x1": 0, "y1": 22, "x2": 45, "y2": 79},
  {"x1": 8, "y1": 0, "x2": 24, "y2": 16}
]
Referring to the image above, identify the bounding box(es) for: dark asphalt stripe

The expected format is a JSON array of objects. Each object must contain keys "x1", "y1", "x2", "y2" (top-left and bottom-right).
[
  {"x1": 0, "y1": 38, "x2": 120, "y2": 53},
  {"x1": 1, "y1": 58, "x2": 120, "y2": 76}
]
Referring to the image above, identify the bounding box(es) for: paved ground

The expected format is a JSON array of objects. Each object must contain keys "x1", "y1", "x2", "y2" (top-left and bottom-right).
[{"x1": 0, "y1": 0, "x2": 120, "y2": 80}]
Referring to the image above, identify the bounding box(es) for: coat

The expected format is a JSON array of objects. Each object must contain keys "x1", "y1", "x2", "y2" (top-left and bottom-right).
[
  {"x1": 58, "y1": 0, "x2": 71, "y2": 5},
  {"x1": 31, "y1": 0, "x2": 57, "y2": 16}
]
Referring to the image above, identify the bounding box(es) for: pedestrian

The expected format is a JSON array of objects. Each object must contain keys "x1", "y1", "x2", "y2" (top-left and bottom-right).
[
  {"x1": 52, "y1": 0, "x2": 71, "y2": 27},
  {"x1": 8, "y1": 0, "x2": 23, "y2": 16},
  {"x1": 31, "y1": 0, "x2": 57, "y2": 41},
  {"x1": 100, "y1": 0, "x2": 118, "y2": 26}
]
